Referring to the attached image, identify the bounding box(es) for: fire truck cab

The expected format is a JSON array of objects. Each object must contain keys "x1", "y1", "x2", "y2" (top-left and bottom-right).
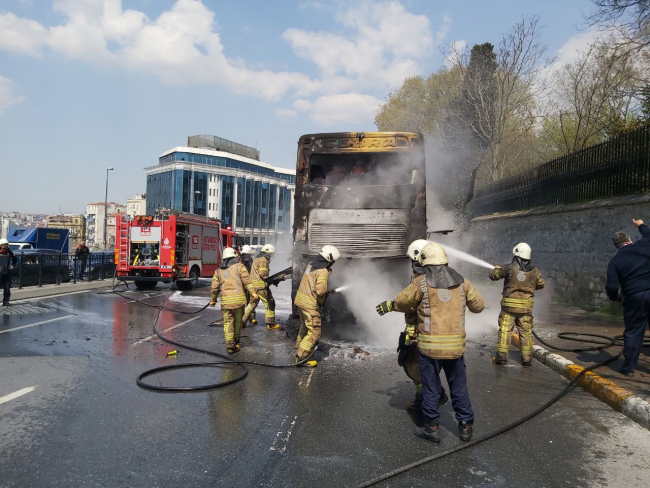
[{"x1": 116, "y1": 209, "x2": 239, "y2": 290}]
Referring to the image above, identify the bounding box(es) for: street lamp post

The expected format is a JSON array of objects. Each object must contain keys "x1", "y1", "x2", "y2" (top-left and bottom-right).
[{"x1": 104, "y1": 167, "x2": 114, "y2": 250}]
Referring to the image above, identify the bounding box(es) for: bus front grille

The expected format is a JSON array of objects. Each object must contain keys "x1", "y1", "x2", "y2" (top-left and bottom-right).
[{"x1": 308, "y1": 223, "x2": 408, "y2": 258}]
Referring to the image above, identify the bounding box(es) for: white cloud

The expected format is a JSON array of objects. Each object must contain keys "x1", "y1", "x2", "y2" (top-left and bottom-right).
[
  {"x1": 283, "y1": 0, "x2": 435, "y2": 90},
  {"x1": 0, "y1": 76, "x2": 25, "y2": 112},
  {"x1": 274, "y1": 108, "x2": 297, "y2": 121},
  {"x1": 309, "y1": 93, "x2": 382, "y2": 125},
  {"x1": 547, "y1": 29, "x2": 602, "y2": 74},
  {"x1": 0, "y1": 0, "x2": 451, "y2": 124},
  {"x1": 293, "y1": 99, "x2": 312, "y2": 111}
]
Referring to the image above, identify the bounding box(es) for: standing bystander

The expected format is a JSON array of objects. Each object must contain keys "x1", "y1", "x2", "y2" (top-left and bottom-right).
[
  {"x1": 0, "y1": 238, "x2": 17, "y2": 306},
  {"x1": 606, "y1": 219, "x2": 650, "y2": 376},
  {"x1": 75, "y1": 241, "x2": 90, "y2": 280}
]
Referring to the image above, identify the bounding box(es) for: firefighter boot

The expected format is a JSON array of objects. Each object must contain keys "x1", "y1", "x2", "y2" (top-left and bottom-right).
[
  {"x1": 414, "y1": 423, "x2": 441, "y2": 443},
  {"x1": 267, "y1": 323, "x2": 281, "y2": 330},
  {"x1": 227, "y1": 345, "x2": 241, "y2": 354},
  {"x1": 492, "y1": 357, "x2": 507, "y2": 365},
  {"x1": 296, "y1": 356, "x2": 317, "y2": 367},
  {"x1": 459, "y1": 422, "x2": 473, "y2": 442},
  {"x1": 251, "y1": 312, "x2": 258, "y2": 325}
]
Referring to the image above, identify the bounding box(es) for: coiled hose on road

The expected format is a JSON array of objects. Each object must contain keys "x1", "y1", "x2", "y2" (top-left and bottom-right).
[
  {"x1": 357, "y1": 329, "x2": 650, "y2": 487},
  {"x1": 101, "y1": 284, "x2": 315, "y2": 392}
]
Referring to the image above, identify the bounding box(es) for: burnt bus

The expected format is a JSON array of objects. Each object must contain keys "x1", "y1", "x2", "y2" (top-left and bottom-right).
[{"x1": 290, "y1": 132, "x2": 426, "y2": 332}]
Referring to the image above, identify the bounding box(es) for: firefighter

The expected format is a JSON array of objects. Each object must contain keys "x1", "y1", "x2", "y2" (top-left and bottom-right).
[
  {"x1": 294, "y1": 245, "x2": 340, "y2": 367},
  {"x1": 376, "y1": 242, "x2": 485, "y2": 443},
  {"x1": 401, "y1": 239, "x2": 449, "y2": 411},
  {"x1": 239, "y1": 245, "x2": 257, "y2": 327},
  {"x1": 209, "y1": 247, "x2": 259, "y2": 354},
  {"x1": 489, "y1": 243, "x2": 545, "y2": 366},
  {"x1": 243, "y1": 244, "x2": 279, "y2": 330}
]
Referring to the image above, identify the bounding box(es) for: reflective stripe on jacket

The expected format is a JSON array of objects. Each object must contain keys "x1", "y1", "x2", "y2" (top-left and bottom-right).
[
  {"x1": 489, "y1": 264, "x2": 544, "y2": 314},
  {"x1": 250, "y1": 256, "x2": 270, "y2": 290},
  {"x1": 295, "y1": 264, "x2": 330, "y2": 313},
  {"x1": 394, "y1": 276, "x2": 485, "y2": 360},
  {"x1": 211, "y1": 263, "x2": 256, "y2": 309}
]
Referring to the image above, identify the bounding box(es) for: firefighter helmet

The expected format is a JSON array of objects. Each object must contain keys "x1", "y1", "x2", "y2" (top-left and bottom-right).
[
  {"x1": 419, "y1": 242, "x2": 448, "y2": 266},
  {"x1": 407, "y1": 239, "x2": 429, "y2": 261},
  {"x1": 261, "y1": 244, "x2": 276, "y2": 255},
  {"x1": 222, "y1": 247, "x2": 237, "y2": 260},
  {"x1": 0, "y1": 238, "x2": 7, "y2": 246},
  {"x1": 241, "y1": 245, "x2": 253, "y2": 255},
  {"x1": 319, "y1": 245, "x2": 340, "y2": 263},
  {"x1": 513, "y1": 243, "x2": 532, "y2": 260}
]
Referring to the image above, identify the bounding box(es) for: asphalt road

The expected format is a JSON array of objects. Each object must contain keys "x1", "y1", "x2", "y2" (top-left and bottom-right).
[{"x1": 0, "y1": 280, "x2": 648, "y2": 488}]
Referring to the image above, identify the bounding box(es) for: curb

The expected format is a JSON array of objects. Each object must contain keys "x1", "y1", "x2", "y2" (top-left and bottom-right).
[
  {"x1": 509, "y1": 332, "x2": 650, "y2": 431},
  {"x1": 12, "y1": 280, "x2": 113, "y2": 301}
]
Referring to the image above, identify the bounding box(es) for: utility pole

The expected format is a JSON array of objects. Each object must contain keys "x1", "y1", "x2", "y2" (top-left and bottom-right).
[{"x1": 104, "y1": 167, "x2": 114, "y2": 249}]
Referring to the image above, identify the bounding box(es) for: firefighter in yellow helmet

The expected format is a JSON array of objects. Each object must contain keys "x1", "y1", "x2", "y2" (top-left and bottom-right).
[
  {"x1": 243, "y1": 244, "x2": 280, "y2": 330},
  {"x1": 376, "y1": 242, "x2": 485, "y2": 443},
  {"x1": 400, "y1": 239, "x2": 449, "y2": 411},
  {"x1": 489, "y1": 242, "x2": 545, "y2": 366},
  {"x1": 239, "y1": 245, "x2": 256, "y2": 327},
  {"x1": 294, "y1": 245, "x2": 340, "y2": 367},
  {"x1": 209, "y1": 247, "x2": 259, "y2": 354}
]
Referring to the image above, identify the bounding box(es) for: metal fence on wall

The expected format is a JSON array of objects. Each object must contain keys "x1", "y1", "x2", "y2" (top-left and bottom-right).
[{"x1": 470, "y1": 125, "x2": 650, "y2": 216}]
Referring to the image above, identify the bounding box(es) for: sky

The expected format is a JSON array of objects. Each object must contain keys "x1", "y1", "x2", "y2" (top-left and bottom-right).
[{"x1": 0, "y1": 0, "x2": 600, "y2": 214}]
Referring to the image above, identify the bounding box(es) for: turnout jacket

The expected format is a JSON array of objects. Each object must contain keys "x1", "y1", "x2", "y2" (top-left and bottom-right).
[
  {"x1": 250, "y1": 256, "x2": 271, "y2": 291},
  {"x1": 393, "y1": 273, "x2": 485, "y2": 360},
  {"x1": 295, "y1": 264, "x2": 331, "y2": 313},
  {"x1": 489, "y1": 262, "x2": 544, "y2": 314},
  {"x1": 211, "y1": 262, "x2": 257, "y2": 309},
  {"x1": 405, "y1": 263, "x2": 425, "y2": 326}
]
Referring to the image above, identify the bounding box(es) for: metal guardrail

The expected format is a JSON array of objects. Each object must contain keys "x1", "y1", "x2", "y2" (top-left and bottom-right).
[
  {"x1": 471, "y1": 125, "x2": 650, "y2": 216},
  {"x1": 9, "y1": 251, "x2": 115, "y2": 289}
]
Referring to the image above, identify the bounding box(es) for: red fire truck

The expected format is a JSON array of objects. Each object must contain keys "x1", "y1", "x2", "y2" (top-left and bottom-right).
[{"x1": 115, "y1": 209, "x2": 239, "y2": 290}]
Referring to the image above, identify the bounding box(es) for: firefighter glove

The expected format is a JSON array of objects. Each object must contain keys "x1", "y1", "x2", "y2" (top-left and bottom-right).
[
  {"x1": 376, "y1": 301, "x2": 395, "y2": 316},
  {"x1": 251, "y1": 293, "x2": 260, "y2": 301},
  {"x1": 406, "y1": 325, "x2": 416, "y2": 337},
  {"x1": 326, "y1": 290, "x2": 336, "y2": 297},
  {"x1": 209, "y1": 301, "x2": 216, "y2": 307}
]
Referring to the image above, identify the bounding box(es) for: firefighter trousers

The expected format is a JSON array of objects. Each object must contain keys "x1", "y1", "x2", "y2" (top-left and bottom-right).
[
  {"x1": 296, "y1": 309, "x2": 321, "y2": 360},
  {"x1": 223, "y1": 307, "x2": 244, "y2": 348},
  {"x1": 403, "y1": 345, "x2": 421, "y2": 387},
  {"x1": 496, "y1": 311, "x2": 534, "y2": 362},
  {"x1": 243, "y1": 289, "x2": 275, "y2": 326}
]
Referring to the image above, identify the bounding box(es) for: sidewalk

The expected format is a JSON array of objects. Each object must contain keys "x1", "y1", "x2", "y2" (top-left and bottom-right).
[
  {"x1": 10, "y1": 280, "x2": 114, "y2": 302},
  {"x1": 533, "y1": 303, "x2": 650, "y2": 403}
]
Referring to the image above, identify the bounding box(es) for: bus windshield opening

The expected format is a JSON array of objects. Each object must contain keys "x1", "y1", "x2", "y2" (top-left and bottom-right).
[{"x1": 309, "y1": 153, "x2": 417, "y2": 186}]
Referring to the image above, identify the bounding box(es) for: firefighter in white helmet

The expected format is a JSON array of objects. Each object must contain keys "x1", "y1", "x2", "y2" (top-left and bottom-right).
[
  {"x1": 376, "y1": 242, "x2": 484, "y2": 443},
  {"x1": 209, "y1": 247, "x2": 259, "y2": 354},
  {"x1": 294, "y1": 245, "x2": 340, "y2": 367},
  {"x1": 489, "y1": 243, "x2": 545, "y2": 366},
  {"x1": 243, "y1": 244, "x2": 280, "y2": 330},
  {"x1": 239, "y1": 245, "x2": 257, "y2": 327},
  {"x1": 398, "y1": 240, "x2": 449, "y2": 411}
]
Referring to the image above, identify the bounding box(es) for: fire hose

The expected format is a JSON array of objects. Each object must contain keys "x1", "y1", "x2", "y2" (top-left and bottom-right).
[
  {"x1": 357, "y1": 330, "x2": 650, "y2": 487},
  {"x1": 101, "y1": 283, "x2": 315, "y2": 392}
]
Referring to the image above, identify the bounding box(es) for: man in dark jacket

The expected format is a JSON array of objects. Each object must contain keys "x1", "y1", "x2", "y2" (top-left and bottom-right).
[
  {"x1": 75, "y1": 241, "x2": 90, "y2": 280},
  {"x1": 0, "y1": 238, "x2": 17, "y2": 306},
  {"x1": 606, "y1": 219, "x2": 650, "y2": 376}
]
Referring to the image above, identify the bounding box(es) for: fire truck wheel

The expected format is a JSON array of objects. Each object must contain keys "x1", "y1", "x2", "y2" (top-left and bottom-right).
[
  {"x1": 134, "y1": 280, "x2": 157, "y2": 290},
  {"x1": 177, "y1": 266, "x2": 200, "y2": 291}
]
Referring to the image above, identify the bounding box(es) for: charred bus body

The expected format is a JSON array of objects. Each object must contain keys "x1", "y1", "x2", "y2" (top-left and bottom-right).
[{"x1": 291, "y1": 132, "x2": 426, "y2": 334}]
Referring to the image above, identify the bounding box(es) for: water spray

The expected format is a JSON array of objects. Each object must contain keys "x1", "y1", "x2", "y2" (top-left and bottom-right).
[{"x1": 444, "y1": 245, "x2": 495, "y2": 270}]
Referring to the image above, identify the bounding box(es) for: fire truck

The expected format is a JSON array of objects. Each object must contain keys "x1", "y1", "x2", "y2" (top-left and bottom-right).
[{"x1": 115, "y1": 209, "x2": 239, "y2": 290}]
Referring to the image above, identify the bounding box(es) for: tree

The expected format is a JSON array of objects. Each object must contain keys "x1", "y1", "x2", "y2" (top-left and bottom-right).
[
  {"x1": 587, "y1": 0, "x2": 650, "y2": 52},
  {"x1": 543, "y1": 39, "x2": 644, "y2": 155}
]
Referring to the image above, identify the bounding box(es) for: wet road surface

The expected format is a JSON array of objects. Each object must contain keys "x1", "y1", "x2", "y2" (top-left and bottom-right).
[{"x1": 0, "y1": 280, "x2": 649, "y2": 487}]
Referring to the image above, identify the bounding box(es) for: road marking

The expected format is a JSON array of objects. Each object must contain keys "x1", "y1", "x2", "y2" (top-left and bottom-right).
[
  {"x1": 298, "y1": 369, "x2": 315, "y2": 387},
  {"x1": 0, "y1": 315, "x2": 75, "y2": 334},
  {"x1": 0, "y1": 386, "x2": 37, "y2": 405},
  {"x1": 270, "y1": 415, "x2": 298, "y2": 453},
  {"x1": 132, "y1": 316, "x2": 201, "y2": 346}
]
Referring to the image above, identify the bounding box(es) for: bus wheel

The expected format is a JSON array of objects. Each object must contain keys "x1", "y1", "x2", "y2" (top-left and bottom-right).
[
  {"x1": 135, "y1": 280, "x2": 157, "y2": 290},
  {"x1": 177, "y1": 266, "x2": 199, "y2": 290}
]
